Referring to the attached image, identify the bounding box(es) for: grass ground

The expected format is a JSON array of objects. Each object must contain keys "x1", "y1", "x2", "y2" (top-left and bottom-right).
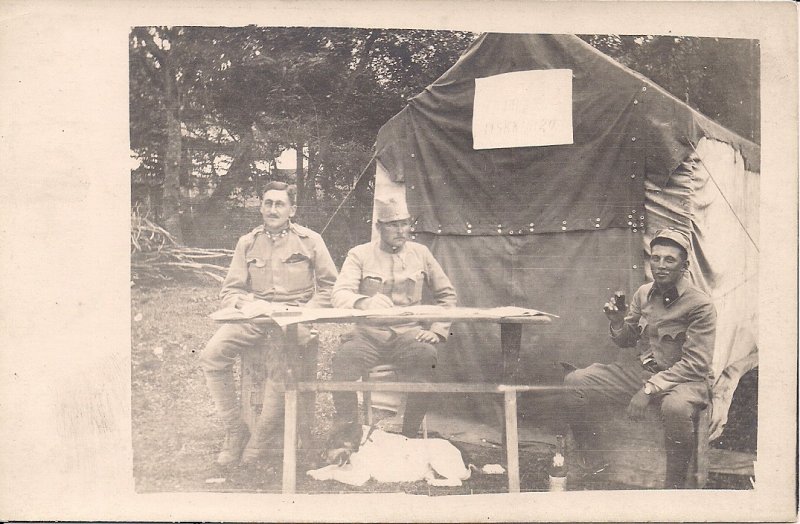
[
  {"x1": 132, "y1": 278, "x2": 754, "y2": 494},
  {"x1": 131, "y1": 279, "x2": 557, "y2": 494}
]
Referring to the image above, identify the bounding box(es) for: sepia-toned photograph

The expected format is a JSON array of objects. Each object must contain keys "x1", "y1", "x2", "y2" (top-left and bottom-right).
[
  {"x1": 1, "y1": 1, "x2": 796, "y2": 522},
  {"x1": 130, "y1": 28, "x2": 759, "y2": 495}
]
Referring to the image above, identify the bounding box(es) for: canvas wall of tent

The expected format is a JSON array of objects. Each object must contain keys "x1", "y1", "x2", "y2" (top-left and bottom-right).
[{"x1": 358, "y1": 33, "x2": 758, "y2": 478}]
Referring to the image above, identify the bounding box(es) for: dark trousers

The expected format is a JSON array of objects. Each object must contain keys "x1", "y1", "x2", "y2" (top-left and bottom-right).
[
  {"x1": 332, "y1": 328, "x2": 437, "y2": 437},
  {"x1": 563, "y1": 354, "x2": 709, "y2": 488}
]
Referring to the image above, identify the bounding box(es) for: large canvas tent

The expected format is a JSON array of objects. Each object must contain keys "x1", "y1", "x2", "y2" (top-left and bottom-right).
[{"x1": 368, "y1": 33, "x2": 759, "y2": 446}]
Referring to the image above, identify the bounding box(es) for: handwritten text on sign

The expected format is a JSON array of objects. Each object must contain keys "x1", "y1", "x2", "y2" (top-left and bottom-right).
[{"x1": 472, "y1": 69, "x2": 573, "y2": 150}]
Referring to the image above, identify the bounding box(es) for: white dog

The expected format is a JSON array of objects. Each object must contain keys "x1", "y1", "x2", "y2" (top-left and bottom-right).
[{"x1": 308, "y1": 426, "x2": 472, "y2": 487}]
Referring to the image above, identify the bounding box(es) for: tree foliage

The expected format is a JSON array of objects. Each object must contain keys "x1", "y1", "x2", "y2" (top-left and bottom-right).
[
  {"x1": 579, "y1": 35, "x2": 759, "y2": 143},
  {"x1": 130, "y1": 29, "x2": 758, "y2": 259},
  {"x1": 130, "y1": 26, "x2": 475, "y2": 255}
]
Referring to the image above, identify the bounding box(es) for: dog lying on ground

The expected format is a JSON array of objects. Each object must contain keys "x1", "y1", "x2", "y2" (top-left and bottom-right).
[{"x1": 309, "y1": 424, "x2": 472, "y2": 486}]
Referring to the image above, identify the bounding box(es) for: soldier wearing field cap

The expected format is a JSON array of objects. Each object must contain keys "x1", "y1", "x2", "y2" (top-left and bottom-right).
[
  {"x1": 330, "y1": 197, "x2": 457, "y2": 437},
  {"x1": 563, "y1": 227, "x2": 716, "y2": 489}
]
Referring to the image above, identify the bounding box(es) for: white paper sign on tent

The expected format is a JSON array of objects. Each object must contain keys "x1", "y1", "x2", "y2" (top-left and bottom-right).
[{"x1": 472, "y1": 69, "x2": 573, "y2": 150}]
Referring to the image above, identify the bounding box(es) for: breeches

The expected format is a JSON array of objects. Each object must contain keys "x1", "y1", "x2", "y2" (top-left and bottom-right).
[
  {"x1": 563, "y1": 355, "x2": 709, "y2": 443},
  {"x1": 331, "y1": 329, "x2": 438, "y2": 426},
  {"x1": 201, "y1": 322, "x2": 312, "y2": 377},
  {"x1": 332, "y1": 329, "x2": 438, "y2": 383}
]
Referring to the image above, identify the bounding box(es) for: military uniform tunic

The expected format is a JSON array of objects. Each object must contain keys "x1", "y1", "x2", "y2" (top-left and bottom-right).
[{"x1": 331, "y1": 240, "x2": 457, "y2": 436}]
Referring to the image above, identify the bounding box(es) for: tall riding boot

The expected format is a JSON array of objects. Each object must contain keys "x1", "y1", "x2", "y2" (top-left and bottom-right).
[
  {"x1": 664, "y1": 438, "x2": 693, "y2": 489},
  {"x1": 205, "y1": 370, "x2": 249, "y2": 466},
  {"x1": 401, "y1": 392, "x2": 431, "y2": 438},
  {"x1": 241, "y1": 380, "x2": 284, "y2": 465},
  {"x1": 568, "y1": 419, "x2": 607, "y2": 474}
]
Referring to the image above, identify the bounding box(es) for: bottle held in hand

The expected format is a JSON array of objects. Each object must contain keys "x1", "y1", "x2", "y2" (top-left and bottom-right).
[
  {"x1": 548, "y1": 434, "x2": 567, "y2": 492},
  {"x1": 613, "y1": 291, "x2": 627, "y2": 312}
]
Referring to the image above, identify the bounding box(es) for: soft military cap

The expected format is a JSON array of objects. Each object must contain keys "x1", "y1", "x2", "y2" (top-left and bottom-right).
[
  {"x1": 374, "y1": 196, "x2": 411, "y2": 223},
  {"x1": 650, "y1": 227, "x2": 691, "y2": 254}
]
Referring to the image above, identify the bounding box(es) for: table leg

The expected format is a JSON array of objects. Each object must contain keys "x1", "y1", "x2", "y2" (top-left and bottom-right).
[
  {"x1": 282, "y1": 389, "x2": 298, "y2": 494},
  {"x1": 298, "y1": 330, "x2": 319, "y2": 451},
  {"x1": 283, "y1": 324, "x2": 299, "y2": 494},
  {"x1": 500, "y1": 323, "x2": 522, "y2": 383},
  {"x1": 499, "y1": 323, "x2": 522, "y2": 449},
  {"x1": 504, "y1": 390, "x2": 520, "y2": 493}
]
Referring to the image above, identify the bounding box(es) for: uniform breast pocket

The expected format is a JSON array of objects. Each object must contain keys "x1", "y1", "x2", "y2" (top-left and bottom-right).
[
  {"x1": 283, "y1": 253, "x2": 313, "y2": 293},
  {"x1": 359, "y1": 272, "x2": 385, "y2": 297},
  {"x1": 404, "y1": 270, "x2": 426, "y2": 304},
  {"x1": 247, "y1": 257, "x2": 270, "y2": 291},
  {"x1": 657, "y1": 323, "x2": 687, "y2": 365}
]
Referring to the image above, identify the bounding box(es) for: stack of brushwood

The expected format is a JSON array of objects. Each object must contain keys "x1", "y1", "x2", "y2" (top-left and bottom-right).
[{"x1": 131, "y1": 209, "x2": 232, "y2": 284}]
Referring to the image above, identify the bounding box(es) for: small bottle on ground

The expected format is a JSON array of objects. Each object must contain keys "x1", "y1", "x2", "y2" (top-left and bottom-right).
[{"x1": 548, "y1": 434, "x2": 567, "y2": 491}]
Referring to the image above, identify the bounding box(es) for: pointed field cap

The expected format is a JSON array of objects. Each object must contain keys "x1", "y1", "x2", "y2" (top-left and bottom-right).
[
  {"x1": 374, "y1": 197, "x2": 411, "y2": 223},
  {"x1": 650, "y1": 227, "x2": 691, "y2": 254}
]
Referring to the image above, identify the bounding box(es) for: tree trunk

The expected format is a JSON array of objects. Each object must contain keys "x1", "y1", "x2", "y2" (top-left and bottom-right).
[
  {"x1": 307, "y1": 145, "x2": 317, "y2": 203},
  {"x1": 201, "y1": 125, "x2": 256, "y2": 212},
  {"x1": 295, "y1": 144, "x2": 306, "y2": 206},
  {"x1": 318, "y1": 139, "x2": 334, "y2": 198},
  {"x1": 162, "y1": 65, "x2": 184, "y2": 244}
]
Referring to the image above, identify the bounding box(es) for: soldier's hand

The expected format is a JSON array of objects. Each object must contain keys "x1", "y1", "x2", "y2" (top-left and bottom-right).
[
  {"x1": 415, "y1": 330, "x2": 441, "y2": 344},
  {"x1": 603, "y1": 294, "x2": 626, "y2": 328},
  {"x1": 357, "y1": 293, "x2": 394, "y2": 310},
  {"x1": 626, "y1": 388, "x2": 651, "y2": 421},
  {"x1": 233, "y1": 294, "x2": 255, "y2": 309}
]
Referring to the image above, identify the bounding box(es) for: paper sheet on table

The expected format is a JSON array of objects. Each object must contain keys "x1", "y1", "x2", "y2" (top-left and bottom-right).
[
  {"x1": 486, "y1": 306, "x2": 559, "y2": 318},
  {"x1": 209, "y1": 303, "x2": 557, "y2": 325},
  {"x1": 209, "y1": 302, "x2": 369, "y2": 326},
  {"x1": 363, "y1": 305, "x2": 558, "y2": 319}
]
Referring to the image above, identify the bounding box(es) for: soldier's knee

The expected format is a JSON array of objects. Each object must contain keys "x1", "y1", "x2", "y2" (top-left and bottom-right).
[
  {"x1": 564, "y1": 367, "x2": 591, "y2": 388},
  {"x1": 660, "y1": 395, "x2": 694, "y2": 422},
  {"x1": 332, "y1": 342, "x2": 367, "y2": 377},
  {"x1": 412, "y1": 343, "x2": 438, "y2": 366},
  {"x1": 199, "y1": 339, "x2": 228, "y2": 372}
]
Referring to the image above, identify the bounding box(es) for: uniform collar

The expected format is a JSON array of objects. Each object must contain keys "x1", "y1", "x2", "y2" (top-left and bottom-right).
[
  {"x1": 376, "y1": 239, "x2": 406, "y2": 255},
  {"x1": 253, "y1": 221, "x2": 308, "y2": 239},
  {"x1": 648, "y1": 275, "x2": 689, "y2": 307}
]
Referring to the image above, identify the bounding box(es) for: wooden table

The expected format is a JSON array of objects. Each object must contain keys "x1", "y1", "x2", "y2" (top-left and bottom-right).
[{"x1": 218, "y1": 307, "x2": 553, "y2": 493}]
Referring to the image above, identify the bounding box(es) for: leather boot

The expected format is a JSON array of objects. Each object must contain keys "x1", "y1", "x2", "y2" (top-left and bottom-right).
[
  {"x1": 205, "y1": 370, "x2": 248, "y2": 466},
  {"x1": 568, "y1": 421, "x2": 609, "y2": 484},
  {"x1": 401, "y1": 392, "x2": 431, "y2": 438},
  {"x1": 240, "y1": 380, "x2": 284, "y2": 465},
  {"x1": 217, "y1": 418, "x2": 250, "y2": 466},
  {"x1": 664, "y1": 438, "x2": 693, "y2": 489}
]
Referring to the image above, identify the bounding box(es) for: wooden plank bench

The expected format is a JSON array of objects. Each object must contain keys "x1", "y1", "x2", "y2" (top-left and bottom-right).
[{"x1": 281, "y1": 381, "x2": 563, "y2": 494}]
